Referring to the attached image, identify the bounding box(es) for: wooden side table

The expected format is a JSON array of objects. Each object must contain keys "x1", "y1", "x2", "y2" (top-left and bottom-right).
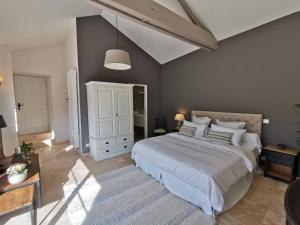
[
  {"x1": 0, "y1": 185, "x2": 36, "y2": 225},
  {"x1": 261, "y1": 145, "x2": 299, "y2": 182},
  {"x1": 0, "y1": 154, "x2": 41, "y2": 207}
]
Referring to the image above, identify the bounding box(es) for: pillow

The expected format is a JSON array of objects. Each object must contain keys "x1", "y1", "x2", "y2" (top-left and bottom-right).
[
  {"x1": 242, "y1": 132, "x2": 262, "y2": 148},
  {"x1": 179, "y1": 125, "x2": 197, "y2": 137},
  {"x1": 183, "y1": 120, "x2": 207, "y2": 139},
  {"x1": 207, "y1": 130, "x2": 233, "y2": 145},
  {"x1": 192, "y1": 116, "x2": 211, "y2": 125},
  {"x1": 210, "y1": 124, "x2": 246, "y2": 146},
  {"x1": 216, "y1": 119, "x2": 246, "y2": 129}
]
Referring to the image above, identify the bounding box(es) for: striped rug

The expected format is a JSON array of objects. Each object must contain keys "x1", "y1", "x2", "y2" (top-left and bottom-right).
[{"x1": 63, "y1": 165, "x2": 216, "y2": 225}]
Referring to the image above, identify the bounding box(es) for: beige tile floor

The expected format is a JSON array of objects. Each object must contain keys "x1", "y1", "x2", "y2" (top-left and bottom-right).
[{"x1": 0, "y1": 132, "x2": 287, "y2": 225}]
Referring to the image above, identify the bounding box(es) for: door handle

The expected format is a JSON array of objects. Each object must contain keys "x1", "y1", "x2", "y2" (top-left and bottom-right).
[{"x1": 17, "y1": 103, "x2": 24, "y2": 110}]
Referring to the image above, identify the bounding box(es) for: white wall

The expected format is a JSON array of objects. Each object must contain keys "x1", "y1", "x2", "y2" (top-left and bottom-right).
[
  {"x1": 64, "y1": 19, "x2": 79, "y2": 72},
  {"x1": 0, "y1": 45, "x2": 19, "y2": 156},
  {"x1": 12, "y1": 43, "x2": 68, "y2": 143}
]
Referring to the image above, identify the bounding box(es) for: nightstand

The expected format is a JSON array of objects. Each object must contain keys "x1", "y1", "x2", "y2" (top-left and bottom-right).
[
  {"x1": 173, "y1": 127, "x2": 180, "y2": 132},
  {"x1": 261, "y1": 145, "x2": 300, "y2": 182}
]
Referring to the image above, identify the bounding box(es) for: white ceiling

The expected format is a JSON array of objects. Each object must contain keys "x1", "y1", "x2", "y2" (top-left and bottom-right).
[
  {"x1": 0, "y1": 0, "x2": 300, "y2": 63},
  {"x1": 101, "y1": 0, "x2": 300, "y2": 64},
  {"x1": 0, "y1": 0, "x2": 102, "y2": 49}
]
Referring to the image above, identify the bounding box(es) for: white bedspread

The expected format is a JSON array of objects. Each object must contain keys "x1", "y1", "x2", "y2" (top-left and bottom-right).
[{"x1": 131, "y1": 133, "x2": 257, "y2": 212}]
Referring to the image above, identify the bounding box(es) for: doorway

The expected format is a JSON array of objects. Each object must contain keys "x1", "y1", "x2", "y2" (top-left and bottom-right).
[
  {"x1": 14, "y1": 75, "x2": 50, "y2": 135},
  {"x1": 133, "y1": 85, "x2": 147, "y2": 142}
]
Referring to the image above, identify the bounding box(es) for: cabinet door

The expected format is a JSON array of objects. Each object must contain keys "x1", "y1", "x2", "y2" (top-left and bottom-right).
[
  {"x1": 115, "y1": 88, "x2": 133, "y2": 135},
  {"x1": 97, "y1": 87, "x2": 115, "y2": 119},
  {"x1": 96, "y1": 87, "x2": 116, "y2": 137}
]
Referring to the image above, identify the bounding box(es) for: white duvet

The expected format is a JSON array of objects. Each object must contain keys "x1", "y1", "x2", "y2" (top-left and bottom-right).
[{"x1": 131, "y1": 133, "x2": 257, "y2": 212}]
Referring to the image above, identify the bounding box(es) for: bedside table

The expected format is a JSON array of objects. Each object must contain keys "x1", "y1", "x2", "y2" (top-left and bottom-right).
[
  {"x1": 261, "y1": 145, "x2": 300, "y2": 182},
  {"x1": 173, "y1": 127, "x2": 180, "y2": 132}
]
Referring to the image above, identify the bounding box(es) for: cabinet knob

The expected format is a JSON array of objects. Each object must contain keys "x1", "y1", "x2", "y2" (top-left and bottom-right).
[
  {"x1": 123, "y1": 138, "x2": 127, "y2": 141},
  {"x1": 124, "y1": 146, "x2": 127, "y2": 148},
  {"x1": 105, "y1": 150, "x2": 110, "y2": 152},
  {"x1": 116, "y1": 113, "x2": 118, "y2": 116},
  {"x1": 105, "y1": 142, "x2": 109, "y2": 144}
]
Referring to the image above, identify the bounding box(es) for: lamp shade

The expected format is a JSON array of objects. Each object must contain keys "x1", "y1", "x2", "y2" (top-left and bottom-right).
[
  {"x1": 174, "y1": 113, "x2": 184, "y2": 121},
  {"x1": 0, "y1": 115, "x2": 7, "y2": 128},
  {"x1": 104, "y1": 49, "x2": 131, "y2": 70},
  {"x1": 0, "y1": 75, "x2": 3, "y2": 86}
]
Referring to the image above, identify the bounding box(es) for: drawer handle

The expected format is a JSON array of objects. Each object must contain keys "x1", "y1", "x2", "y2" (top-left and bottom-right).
[
  {"x1": 105, "y1": 150, "x2": 110, "y2": 152},
  {"x1": 105, "y1": 142, "x2": 109, "y2": 144},
  {"x1": 124, "y1": 146, "x2": 127, "y2": 148},
  {"x1": 123, "y1": 138, "x2": 127, "y2": 141}
]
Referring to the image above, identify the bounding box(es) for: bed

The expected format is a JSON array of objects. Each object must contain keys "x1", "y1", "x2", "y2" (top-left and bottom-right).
[{"x1": 131, "y1": 110, "x2": 263, "y2": 216}]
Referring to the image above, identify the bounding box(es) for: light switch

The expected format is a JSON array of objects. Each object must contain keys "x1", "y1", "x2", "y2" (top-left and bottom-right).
[{"x1": 263, "y1": 119, "x2": 270, "y2": 124}]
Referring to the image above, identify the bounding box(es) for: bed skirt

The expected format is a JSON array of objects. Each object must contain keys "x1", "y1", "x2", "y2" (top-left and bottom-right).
[{"x1": 134, "y1": 154, "x2": 253, "y2": 216}]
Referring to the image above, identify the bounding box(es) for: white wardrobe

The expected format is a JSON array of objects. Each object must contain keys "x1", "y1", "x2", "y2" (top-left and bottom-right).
[{"x1": 86, "y1": 81, "x2": 134, "y2": 161}]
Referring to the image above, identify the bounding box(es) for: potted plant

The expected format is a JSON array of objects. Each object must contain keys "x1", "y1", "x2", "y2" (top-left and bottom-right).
[
  {"x1": 20, "y1": 142, "x2": 34, "y2": 164},
  {"x1": 6, "y1": 163, "x2": 28, "y2": 184}
]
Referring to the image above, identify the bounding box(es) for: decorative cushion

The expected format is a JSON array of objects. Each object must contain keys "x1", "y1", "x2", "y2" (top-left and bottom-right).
[
  {"x1": 207, "y1": 130, "x2": 233, "y2": 145},
  {"x1": 183, "y1": 120, "x2": 208, "y2": 139},
  {"x1": 210, "y1": 124, "x2": 247, "y2": 146},
  {"x1": 179, "y1": 125, "x2": 197, "y2": 137}
]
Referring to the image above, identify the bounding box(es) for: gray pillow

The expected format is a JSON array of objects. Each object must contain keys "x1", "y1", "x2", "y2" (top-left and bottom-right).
[
  {"x1": 179, "y1": 125, "x2": 197, "y2": 137},
  {"x1": 207, "y1": 130, "x2": 233, "y2": 145}
]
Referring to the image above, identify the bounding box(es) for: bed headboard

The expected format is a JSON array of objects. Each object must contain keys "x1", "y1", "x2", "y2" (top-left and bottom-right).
[{"x1": 191, "y1": 110, "x2": 263, "y2": 137}]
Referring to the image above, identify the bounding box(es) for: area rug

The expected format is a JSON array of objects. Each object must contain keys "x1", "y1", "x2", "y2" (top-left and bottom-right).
[{"x1": 63, "y1": 165, "x2": 216, "y2": 225}]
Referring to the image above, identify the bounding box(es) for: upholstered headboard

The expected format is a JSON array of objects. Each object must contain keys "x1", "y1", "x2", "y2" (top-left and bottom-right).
[{"x1": 191, "y1": 110, "x2": 263, "y2": 137}]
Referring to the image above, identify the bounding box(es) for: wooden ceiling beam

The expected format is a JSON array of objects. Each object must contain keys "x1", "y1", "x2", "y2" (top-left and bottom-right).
[{"x1": 89, "y1": 0, "x2": 218, "y2": 51}]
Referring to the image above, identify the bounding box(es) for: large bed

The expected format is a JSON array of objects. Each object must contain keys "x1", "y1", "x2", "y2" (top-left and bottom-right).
[{"x1": 131, "y1": 110, "x2": 263, "y2": 216}]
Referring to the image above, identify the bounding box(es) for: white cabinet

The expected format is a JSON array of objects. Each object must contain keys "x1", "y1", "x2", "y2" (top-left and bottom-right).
[{"x1": 86, "y1": 82, "x2": 134, "y2": 161}]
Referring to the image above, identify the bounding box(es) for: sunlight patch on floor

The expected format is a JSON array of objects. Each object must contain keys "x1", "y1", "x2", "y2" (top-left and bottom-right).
[
  {"x1": 64, "y1": 145, "x2": 73, "y2": 151},
  {"x1": 63, "y1": 159, "x2": 101, "y2": 225},
  {"x1": 42, "y1": 138, "x2": 52, "y2": 146}
]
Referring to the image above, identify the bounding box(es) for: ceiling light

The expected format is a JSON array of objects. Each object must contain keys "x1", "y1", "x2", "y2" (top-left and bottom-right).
[{"x1": 104, "y1": 16, "x2": 131, "y2": 70}]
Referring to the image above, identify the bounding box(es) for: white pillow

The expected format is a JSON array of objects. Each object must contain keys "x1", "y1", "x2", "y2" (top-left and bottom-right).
[
  {"x1": 210, "y1": 124, "x2": 246, "y2": 146},
  {"x1": 192, "y1": 116, "x2": 211, "y2": 125},
  {"x1": 183, "y1": 120, "x2": 207, "y2": 139},
  {"x1": 216, "y1": 119, "x2": 246, "y2": 129},
  {"x1": 242, "y1": 133, "x2": 262, "y2": 148}
]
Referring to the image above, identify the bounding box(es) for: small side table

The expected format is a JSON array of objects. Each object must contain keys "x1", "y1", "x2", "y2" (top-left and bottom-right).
[
  {"x1": 173, "y1": 127, "x2": 180, "y2": 132},
  {"x1": 261, "y1": 145, "x2": 299, "y2": 182}
]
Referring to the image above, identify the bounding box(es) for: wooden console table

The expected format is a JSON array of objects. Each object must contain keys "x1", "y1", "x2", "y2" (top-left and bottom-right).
[{"x1": 0, "y1": 154, "x2": 41, "y2": 207}]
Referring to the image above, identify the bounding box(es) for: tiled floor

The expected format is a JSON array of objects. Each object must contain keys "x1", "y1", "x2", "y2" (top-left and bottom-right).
[{"x1": 0, "y1": 133, "x2": 287, "y2": 225}]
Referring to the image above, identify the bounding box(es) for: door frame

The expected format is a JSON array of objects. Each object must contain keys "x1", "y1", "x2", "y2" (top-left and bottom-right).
[
  {"x1": 132, "y1": 84, "x2": 148, "y2": 139},
  {"x1": 13, "y1": 74, "x2": 51, "y2": 135}
]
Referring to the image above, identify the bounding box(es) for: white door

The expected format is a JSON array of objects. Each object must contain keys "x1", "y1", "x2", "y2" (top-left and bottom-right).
[
  {"x1": 97, "y1": 87, "x2": 116, "y2": 137},
  {"x1": 115, "y1": 88, "x2": 133, "y2": 135},
  {"x1": 67, "y1": 69, "x2": 80, "y2": 148},
  {"x1": 14, "y1": 75, "x2": 49, "y2": 135}
]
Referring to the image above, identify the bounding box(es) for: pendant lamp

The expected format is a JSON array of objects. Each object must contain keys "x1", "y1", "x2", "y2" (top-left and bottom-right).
[{"x1": 104, "y1": 16, "x2": 131, "y2": 70}]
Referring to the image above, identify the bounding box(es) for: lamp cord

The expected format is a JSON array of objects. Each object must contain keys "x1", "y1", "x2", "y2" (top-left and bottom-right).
[{"x1": 116, "y1": 16, "x2": 119, "y2": 48}]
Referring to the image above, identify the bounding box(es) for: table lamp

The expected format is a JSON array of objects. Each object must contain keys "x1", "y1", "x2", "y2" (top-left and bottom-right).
[{"x1": 174, "y1": 113, "x2": 185, "y2": 127}]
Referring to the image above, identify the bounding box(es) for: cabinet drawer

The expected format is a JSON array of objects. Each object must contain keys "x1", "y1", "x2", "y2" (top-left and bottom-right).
[
  {"x1": 117, "y1": 135, "x2": 133, "y2": 144},
  {"x1": 98, "y1": 147, "x2": 119, "y2": 155},
  {"x1": 265, "y1": 150, "x2": 295, "y2": 167},
  {"x1": 98, "y1": 137, "x2": 116, "y2": 147},
  {"x1": 116, "y1": 141, "x2": 134, "y2": 152}
]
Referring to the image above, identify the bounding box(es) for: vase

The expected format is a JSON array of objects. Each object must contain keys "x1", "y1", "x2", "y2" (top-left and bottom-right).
[{"x1": 8, "y1": 171, "x2": 28, "y2": 184}]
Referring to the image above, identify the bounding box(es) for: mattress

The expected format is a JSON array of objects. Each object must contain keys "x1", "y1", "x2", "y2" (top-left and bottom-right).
[{"x1": 131, "y1": 133, "x2": 257, "y2": 215}]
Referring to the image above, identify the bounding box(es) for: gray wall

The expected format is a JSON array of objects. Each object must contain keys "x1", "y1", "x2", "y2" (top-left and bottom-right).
[
  {"x1": 77, "y1": 16, "x2": 161, "y2": 153},
  {"x1": 161, "y1": 12, "x2": 300, "y2": 148}
]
